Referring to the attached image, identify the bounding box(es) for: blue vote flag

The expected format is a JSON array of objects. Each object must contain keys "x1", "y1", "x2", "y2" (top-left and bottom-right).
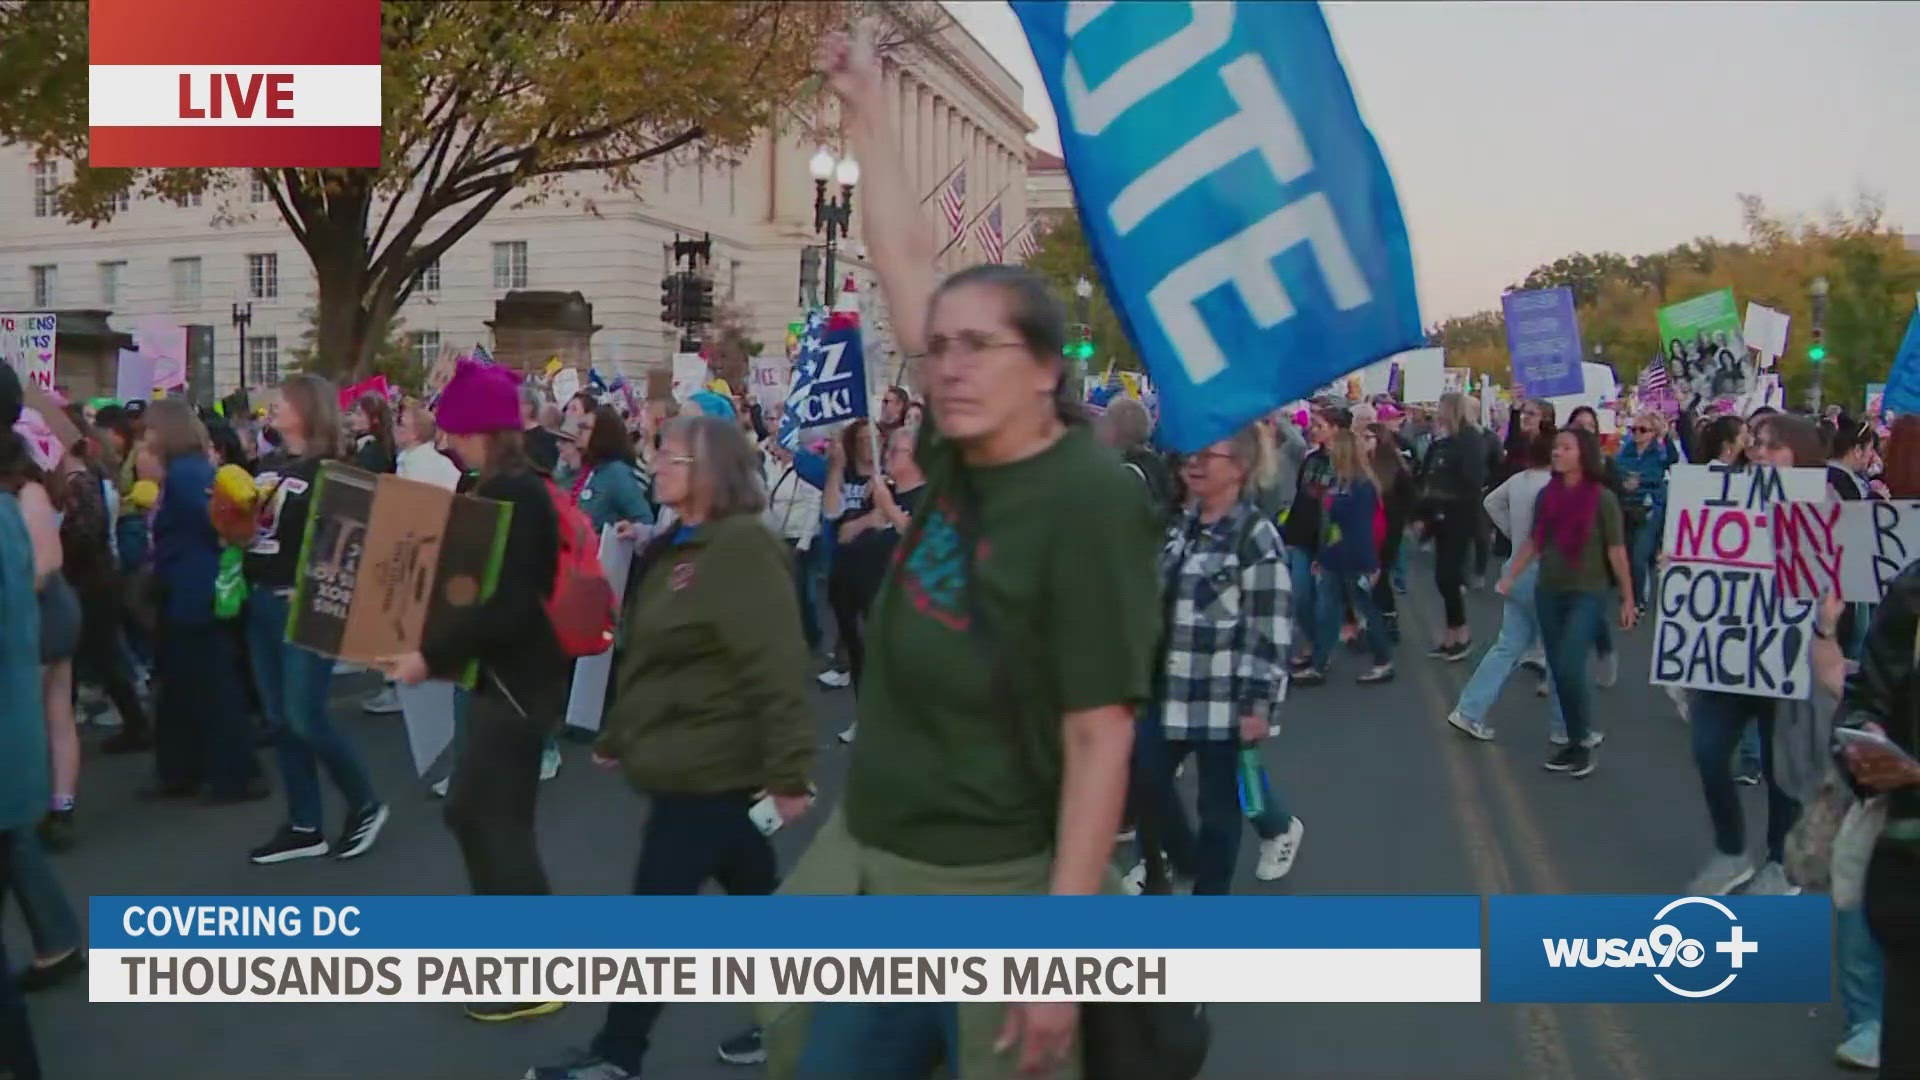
[
  {"x1": 1012, "y1": 1, "x2": 1422, "y2": 452},
  {"x1": 778, "y1": 308, "x2": 869, "y2": 452},
  {"x1": 1885, "y1": 306, "x2": 1920, "y2": 417}
]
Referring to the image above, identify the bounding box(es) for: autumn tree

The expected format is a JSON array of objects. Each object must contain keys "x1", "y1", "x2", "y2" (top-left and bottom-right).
[
  {"x1": 0, "y1": 1, "x2": 947, "y2": 380},
  {"x1": 1023, "y1": 213, "x2": 1143, "y2": 374}
]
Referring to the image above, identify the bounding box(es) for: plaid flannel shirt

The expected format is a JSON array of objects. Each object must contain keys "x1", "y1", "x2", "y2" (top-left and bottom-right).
[{"x1": 1150, "y1": 499, "x2": 1292, "y2": 741}]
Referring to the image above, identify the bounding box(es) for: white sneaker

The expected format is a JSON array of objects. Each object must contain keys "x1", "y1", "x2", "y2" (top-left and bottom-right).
[
  {"x1": 362, "y1": 686, "x2": 402, "y2": 715},
  {"x1": 1548, "y1": 731, "x2": 1605, "y2": 748},
  {"x1": 1745, "y1": 861, "x2": 1801, "y2": 896},
  {"x1": 1835, "y1": 1021, "x2": 1881, "y2": 1071},
  {"x1": 1595, "y1": 652, "x2": 1618, "y2": 689},
  {"x1": 1121, "y1": 861, "x2": 1194, "y2": 896},
  {"x1": 429, "y1": 776, "x2": 449, "y2": 798},
  {"x1": 334, "y1": 660, "x2": 366, "y2": 676},
  {"x1": 816, "y1": 669, "x2": 851, "y2": 689},
  {"x1": 1687, "y1": 851, "x2": 1756, "y2": 895},
  {"x1": 1447, "y1": 710, "x2": 1495, "y2": 741},
  {"x1": 1666, "y1": 683, "x2": 1691, "y2": 721},
  {"x1": 837, "y1": 723, "x2": 857, "y2": 744},
  {"x1": 1255, "y1": 817, "x2": 1305, "y2": 881},
  {"x1": 1115, "y1": 828, "x2": 1136, "y2": 843},
  {"x1": 539, "y1": 745, "x2": 562, "y2": 781}
]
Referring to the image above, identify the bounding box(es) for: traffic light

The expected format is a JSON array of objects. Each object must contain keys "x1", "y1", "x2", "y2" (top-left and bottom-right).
[
  {"x1": 680, "y1": 275, "x2": 715, "y2": 325},
  {"x1": 660, "y1": 271, "x2": 682, "y2": 326},
  {"x1": 1807, "y1": 327, "x2": 1827, "y2": 364},
  {"x1": 1065, "y1": 323, "x2": 1094, "y2": 362}
]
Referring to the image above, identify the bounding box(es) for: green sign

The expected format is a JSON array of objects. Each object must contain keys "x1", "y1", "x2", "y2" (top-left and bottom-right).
[{"x1": 1655, "y1": 288, "x2": 1749, "y2": 400}]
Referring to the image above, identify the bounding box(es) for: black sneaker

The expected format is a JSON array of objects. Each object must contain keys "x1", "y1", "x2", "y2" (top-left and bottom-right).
[
  {"x1": 1288, "y1": 654, "x2": 1315, "y2": 672},
  {"x1": 1291, "y1": 668, "x2": 1327, "y2": 687},
  {"x1": 1544, "y1": 746, "x2": 1593, "y2": 778},
  {"x1": 335, "y1": 803, "x2": 391, "y2": 861},
  {"x1": 38, "y1": 809, "x2": 75, "y2": 853},
  {"x1": 15, "y1": 949, "x2": 85, "y2": 993},
  {"x1": 1426, "y1": 642, "x2": 1457, "y2": 659},
  {"x1": 250, "y1": 826, "x2": 329, "y2": 865},
  {"x1": 1441, "y1": 641, "x2": 1473, "y2": 662},
  {"x1": 717, "y1": 1026, "x2": 767, "y2": 1066},
  {"x1": 1518, "y1": 656, "x2": 1547, "y2": 676}
]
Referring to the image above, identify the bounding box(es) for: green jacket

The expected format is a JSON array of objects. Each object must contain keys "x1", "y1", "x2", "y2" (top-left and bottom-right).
[{"x1": 597, "y1": 513, "x2": 814, "y2": 797}]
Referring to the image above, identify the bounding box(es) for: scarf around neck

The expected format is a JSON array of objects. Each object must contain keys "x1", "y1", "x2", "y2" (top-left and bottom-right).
[{"x1": 1534, "y1": 474, "x2": 1601, "y2": 564}]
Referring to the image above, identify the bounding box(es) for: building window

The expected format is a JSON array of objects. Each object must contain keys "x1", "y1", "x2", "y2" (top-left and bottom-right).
[
  {"x1": 109, "y1": 189, "x2": 130, "y2": 213},
  {"x1": 170, "y1": 257, "x2": 202, "y2": 303},
  {"x1": 729, "y1": 259, "x2": 741, "y2": 301},
  {"x1": 99, "y1": 261, "x2": 125, "y2": 306},
  {"x1": 29, "y1": 265, "x2": 56, "y2": 308},
  {"x1": 247, "y1": 253, "x2": 279, "y2": 300},
  {"x1": 30, "y1": 161, "x2": 57, "y2": 218},
  {"x1": 492, "y1": 241, "x2": 528, "y2": 289},
  {"x1": 417, "y1": 257, "x2": 441, "y2": 294},
  {"x1": 248, "y1": 335, "x2": 279, "y2": 386},
  {"x1": 410, "y1": 330, "x2": 441, "y2": 370},
  {"x1": 250, "y1": 174, "x2": 270, "y2": 203}
]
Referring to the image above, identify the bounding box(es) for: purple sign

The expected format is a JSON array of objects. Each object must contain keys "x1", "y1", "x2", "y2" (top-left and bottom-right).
[{"x1": 1501, "y1": 287, "x2": 1585, "y2": 398}]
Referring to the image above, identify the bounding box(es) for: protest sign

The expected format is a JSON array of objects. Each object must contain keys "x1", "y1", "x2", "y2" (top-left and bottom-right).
[
  {"x1": 1865, "y1": 383, "x2": 1886, "y2": 422},
  {"x1": 1501, "y1": 287, "x2": 1584, "y2": 397},
  {"x1": 132, "y1": 317, "x2": 187, "y2": 390},
  {"x1": 1441, "y1": 367, "x2": 1469, "y2": 397},
  {"x1": 1741, "y1": 302, "x2": 1790, "y2": 361},
  {"x1": 0, "y1": 313, "x2": 57, "y2": 392},
  {"x1": 778, "y1": 308, "x2": 869, "y2": 450},
  {"x1": 1820, "y1": 500, "x2": 1920, "y2": 603},
  {"x1": 337, "y1": 375, "x2": 389, "y2": 412},
  {"x1": 423, "y1": 345, "x2": 460, "y2": 401},
  {"x1": 1657, "y1": 289, "x2": 1750, "y2": 401},
  {"x1": 747, "y1": 356, "x2": 789, "y2": 411},
  {"x1": 1651, "y1": 464, "x2": 1825, "y2": 699},
  {"x1": 1396, "y1": 347, "x2": 1446, "y2": 403},
  {"x1": 1012, "y1": 0, "x2": 1422, "y2": 451},
  {"x1": 286, "y1": 464, "x2": 511, "y2": 679},
  {"x1": 115, "y1": 348, "x2": 156, "y2": 403},
  {"x1": 1357, "y1": 356, "x2": 1395, "y2": 398},
  {"x1": 670, "y1": 354, "x2": 707, "y2": 403},
  {"x1": 564, "y1": 524, "x2": 637, "y2": 734},
  {"x1": 551, "y1": 366, "x2": 582, "y2": 405}
]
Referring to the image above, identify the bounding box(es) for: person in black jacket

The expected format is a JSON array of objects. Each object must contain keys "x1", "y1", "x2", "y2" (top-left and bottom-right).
[
  {"x1": 347, "y1": 391, "x2": 397, "y2": 475},
  {"x1": 382, "y1": 359, "x2": 568, "y2": 1024},
  {"x1": 1838, "y1": 559, "x2": 1920, "y2": 1080},
  {"x1": 1414, "y1": 393, "x2": 1484, "y2": 659}
]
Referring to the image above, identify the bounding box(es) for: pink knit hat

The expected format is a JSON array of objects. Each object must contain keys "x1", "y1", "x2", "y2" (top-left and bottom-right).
[{"x1": 435, "y1": 359, "x2": 521, "y2": 435}]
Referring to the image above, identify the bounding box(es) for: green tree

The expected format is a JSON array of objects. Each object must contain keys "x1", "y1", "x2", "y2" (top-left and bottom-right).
[
  {"x1": 285, "y1": 307, "x2": 418, "y2": 390},
  {"x1": 1023, "y1": 214, "x2": 1142, "y2": 375},
  {"x1": 0, "y1": 0, "x2": 874, "y2": 380}
]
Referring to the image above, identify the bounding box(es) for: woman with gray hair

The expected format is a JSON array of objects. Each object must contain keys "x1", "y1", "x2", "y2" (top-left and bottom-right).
[{"x1": 526, "y1": 413, "x2": 816, "y2": 1080}]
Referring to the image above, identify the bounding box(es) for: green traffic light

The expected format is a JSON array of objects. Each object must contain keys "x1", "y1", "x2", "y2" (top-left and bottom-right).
[{"x1": 1808, "y1": 344, "x2": 1826, "y2": 363}]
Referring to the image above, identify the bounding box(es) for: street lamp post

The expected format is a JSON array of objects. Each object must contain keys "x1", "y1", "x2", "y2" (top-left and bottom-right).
[
  {"x1": 810, "y1": 149, "x2": 858, "y2": 307},
  {"x1": 1808, "y1": 275, "x2": 1829, "y2": 413},
  {"x1": 231, "y1": 301, "x2": 253, "y2": 391}
]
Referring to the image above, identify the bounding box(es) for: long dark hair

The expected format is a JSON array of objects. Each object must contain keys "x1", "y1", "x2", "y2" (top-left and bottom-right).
[
  {"x1": 1561, "y1": 425, "x2": 1606, "y2": 483},
  {"x1": 929, "y1": 263, "x2": 1083, "y2": 426},
  {"x1": 584, "y1": 404, "x2": 636, "y2": 468},
  {"x1": 356, "y1": 391, "x2": 396, "y2": 463}
]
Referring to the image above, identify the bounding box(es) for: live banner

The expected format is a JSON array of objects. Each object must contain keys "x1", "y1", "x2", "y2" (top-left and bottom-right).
[{"x1": 1651, "y1": 464, "x2": 1826, "y2": 700}]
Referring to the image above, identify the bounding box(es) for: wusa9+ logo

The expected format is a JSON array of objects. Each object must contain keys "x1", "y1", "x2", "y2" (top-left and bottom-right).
[{"x1": 1487, "y1": 894, "x2": 1830, "y2": 1004}]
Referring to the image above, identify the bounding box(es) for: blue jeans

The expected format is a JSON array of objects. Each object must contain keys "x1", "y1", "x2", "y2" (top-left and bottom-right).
[
  {"x1": 1838, "y1": 905, "x2": 1886, "y2": 1032},
  {"x1": 6, "y1": 829, "x2": 78, "y2": 960},
  {"x1": 1687, "y1": 691, "x2": 1799, "y2": 863},
  {"x1": 797, "y1": 1002, "x2": 961, "y2": 1078},
  {"x1": 1628, "y1": 506, "x2": 1663, "y2": 607},
  {"x1": 1287, "y1": 547, "x2": 1317, "y2": 656},
  {"x1": 1536, "y1": 588, "x2": 1609, "y2": 748},
  {"x1": 1311, "y1": 567, "x2": 1391, "y2": 668},
  {"x1": 788, "y1": 539, "x2": 824, "y2": 655},
  {"x1": 247, "y1": 587, "x2": 376, "y2": 831},
  {"x1": 1455, "y1": 561, "x2": 1566, "y2": 734},
  {"x1": 1134, "y1": 716, "x2": 1290, "y2": 895}
]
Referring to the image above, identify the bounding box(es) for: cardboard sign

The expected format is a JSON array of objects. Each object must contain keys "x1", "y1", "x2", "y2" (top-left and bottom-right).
[
  {"x1": 1742, "y1": 302, "x2": 1790, "y2": 361},
  {"x1": 424, "y1": 345, "x2": 461, "y2": 401},
  {"x1": 551, "y1": 367, "x2": 582, "y2": 404},
  {"x1": 1827, "y1": 500, "x2": 1920, "y2": 602},
  {"x1": 0, "y1": 313, "x2": 57, "y2": 392},
  {"x1": 1396, "y1": 347, "x2": 1445, "y2": 403},
  {"x1": 286, "y1": 464, "x2": 511, "y2": 677},
  {"x1": 671, "y1": 354, "x2": 708, "y2": 403},
  {"x1": 748, "y1": 355, "x2": 789, "y2": 411},
  {"x1": 132, "y1": 317, "x2": 187, "y2": 390},
  {"x1": 115, "y1": 348, "x2": 156, "y2": 403},
  {"x1": 1650, "y1": 464, "x2": 1825, "y2": 700}
]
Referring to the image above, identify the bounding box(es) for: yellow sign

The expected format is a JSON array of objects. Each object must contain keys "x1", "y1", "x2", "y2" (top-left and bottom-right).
[{"x1": 543, "y1": 356, "x2": 563, "y2": 377}]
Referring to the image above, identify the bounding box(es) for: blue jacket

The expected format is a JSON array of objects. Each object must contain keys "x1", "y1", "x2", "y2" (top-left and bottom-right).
[
  {"x1": 578, "y1": 458, "x2": 655, "y2": 533},
  {"x1": 0, "y1": 492, "x2": 48, "y2": 831},
  {"x1": 1615, "y1": 437, "x2": 1678, "y2": 512},
  {"x1": 1318, "y1": 479, "x2": 1381, "y2": 574},
  {"x1": 152, "y1": 454, "x2": 222, "y2": 626}
]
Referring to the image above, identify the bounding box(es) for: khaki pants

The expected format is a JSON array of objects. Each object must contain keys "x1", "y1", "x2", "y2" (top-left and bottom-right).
[{"x1": 759, "y1": 807, "x2": 1119, "y2": 1079}]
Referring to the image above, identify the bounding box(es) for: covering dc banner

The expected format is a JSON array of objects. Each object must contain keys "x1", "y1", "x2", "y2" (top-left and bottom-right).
[{"x1": 1012, "y1": 0, "x2": 1423, "y2": 452}]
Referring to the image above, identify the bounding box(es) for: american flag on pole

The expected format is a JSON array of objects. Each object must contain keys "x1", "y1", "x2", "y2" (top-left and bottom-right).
[
  {"x1": 1638, "y1": 355, "x2": 1670, "y2": 395},
  {"x1": 1015, "y1": 218, "x2": 1046, "y2": 262},
  {"x1": 975, "y1": 203, "x2": 1005, "y2": 263},
  {"x1": 939, "y1": 166, "x2": 967, "y2": 239}
]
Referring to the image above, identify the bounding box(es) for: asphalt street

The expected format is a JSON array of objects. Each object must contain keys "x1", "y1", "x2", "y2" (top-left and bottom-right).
[{"x1": 13, "y1": 564, "x2": 1861, "y2": 1079}]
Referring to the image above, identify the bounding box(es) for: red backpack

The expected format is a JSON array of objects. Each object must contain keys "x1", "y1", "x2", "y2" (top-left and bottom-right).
[{"x1": 541, "y1": 478, "x2": 617, "y2": 657}]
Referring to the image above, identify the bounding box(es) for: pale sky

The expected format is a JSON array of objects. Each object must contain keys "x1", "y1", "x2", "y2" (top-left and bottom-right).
[{"x1": 944, "y1": 0, "x2": 1920, "y2": 322}]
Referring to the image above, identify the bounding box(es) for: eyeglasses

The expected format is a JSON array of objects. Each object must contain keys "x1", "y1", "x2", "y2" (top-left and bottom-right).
[
  {"x1": 1632, "y1": 426, "x2": 1654, "y2": 434},
  {"x1": 923, "y1": 331, "x2": 1028, "y2": 365}
]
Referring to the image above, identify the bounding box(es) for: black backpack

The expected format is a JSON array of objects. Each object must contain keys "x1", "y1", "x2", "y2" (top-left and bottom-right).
[{"x1": 1124, "y1": 446, "x2": 1180, "y2": 522}]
